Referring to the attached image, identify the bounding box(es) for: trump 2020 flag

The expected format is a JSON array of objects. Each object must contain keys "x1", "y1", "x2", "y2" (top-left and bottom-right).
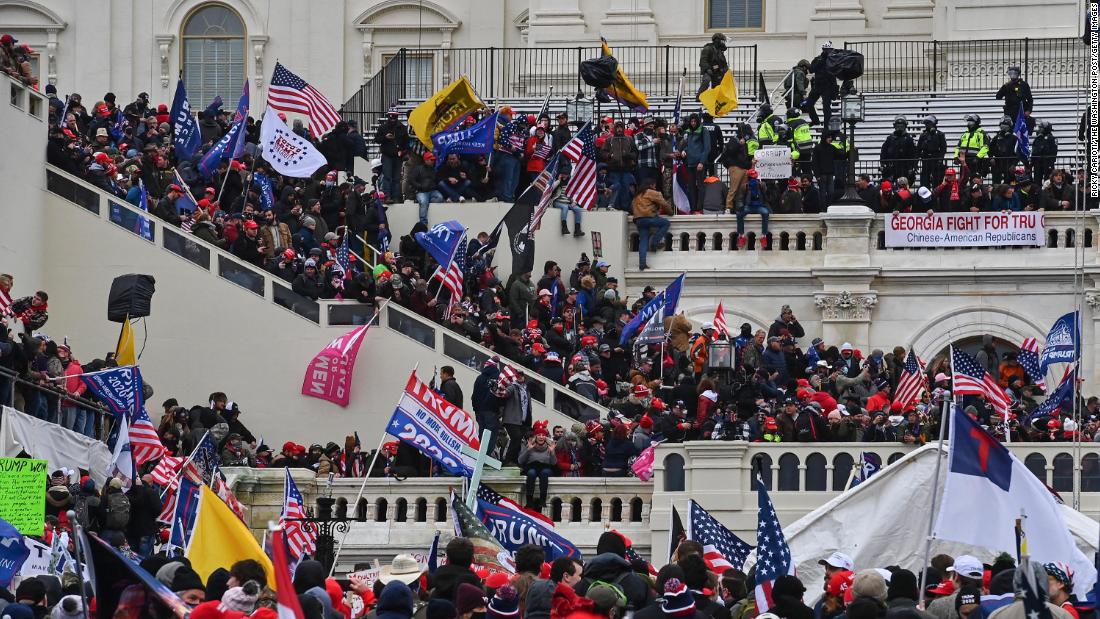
[
  {"x1": 415, "y1": 220, "x2": 466, "y2": 270},
  {"x1": 82, "y1": 365, "x2": 143, "y2": 418},
  {"x1": 1014, "y1": 102, "x2": 1030, "y2": 162},
  {"x1": 388, "y1": 370, "x2": 480, "y2": 476},
  {"x1": 198, "y1": 118, "x2": 247, "y2": 179},
  {"x1": 432, "y1": 113, "x2": 498, "y2": 165},
  {"x1": 476, "y1": 483, "x2": 582, "y2": 561},
  {"x1": 934, "y1": 404, "x2": 1096, "y2": 595},
  {"x1": 1039, "y1": 311, "x2": 1081, "y2": 376},
  {"x1": 170, "y1": 79, "x2": 202, "y2": 161},
  {"x1": 301, "y1": 323, "x2": 372, "y2": 407},
  {"x1": 253, "y1": 171, "x2": 275, "y2": 211},
  {"x1": 260, "y1": 106, "x2": 327, "y2": 178},
  {"x1": 620, "y1": 273, "x2": 685, "y2": 345}
]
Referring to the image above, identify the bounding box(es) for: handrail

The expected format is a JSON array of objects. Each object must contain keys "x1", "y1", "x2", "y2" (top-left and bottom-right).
[{"x1": 0, "y1": 366, "x2": 113, "y2": 440}]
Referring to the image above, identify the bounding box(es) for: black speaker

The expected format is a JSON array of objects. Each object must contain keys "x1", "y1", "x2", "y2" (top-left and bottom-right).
[{"x1": 107, "y1": 274, "x2": 156, "y2": 323}]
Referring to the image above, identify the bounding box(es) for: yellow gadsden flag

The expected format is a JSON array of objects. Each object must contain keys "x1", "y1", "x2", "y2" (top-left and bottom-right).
[
  {"x1": 601, "y1": 39, "x2": 649, "y2": 112},
  {"x1": 187, "y1": 485, "x2": 275, "y2": 585},
  {"x1": 408, "y1": 76, "x2": 484, "y2": 148},
  {"x1": 699, "y1": 70, "x2": 739, "y2": 117},
  {"x1": 115, "y1": 316, "x2": 136, "y2": 366}
]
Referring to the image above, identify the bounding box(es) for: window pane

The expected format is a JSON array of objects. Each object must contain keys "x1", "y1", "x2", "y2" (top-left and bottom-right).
[
  {"x1": 183, "y1": 37, "x2": 244, "y2": 111},
  {"x1": 709, "y1": 0, "x2": 762, "y2": 28},
  {"x1": 184, "y1": 4, "x2": 244, "y2": 36}
]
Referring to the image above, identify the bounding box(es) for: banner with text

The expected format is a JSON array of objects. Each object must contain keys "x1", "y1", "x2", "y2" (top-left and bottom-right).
[
  {"x1": 301, "y1": 324, "x2": 371, "y2": 407},
  {"x1": 752, "y1": 147, "x2": 792, "y2": 180},
  {"x1": 0, "y1": 459, "x2": 47, "y2": 535},
  {"x1": 884, "y1": 212, "x2": 1045, "y2": 248}
]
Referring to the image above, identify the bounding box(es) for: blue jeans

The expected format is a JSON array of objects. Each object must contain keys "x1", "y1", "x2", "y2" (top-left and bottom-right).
[
  {"x1": 608, "y1": 171, "x2": 636, "y2": 212},
  {"x1": 493, "y1": 153, "x2": 520, "y2": 201},
  {"x1": 736, "y1": 205, "x2": 770, "y2": 236},
  {"x1": 28, "y1": 392, "x2": 48, "y2": 420},
  {"x1": 60, "y1": 405, "x2": 80, "y2": 431},
  {"x1": 635, "y1": 216, "x2": 671, "y2": 268},
  {"x1": 524, "y1": 464, "x2": 553, "y2": 500},
  {"x1": 415, "y1": 190, "x2": 443, "y2": 226},
  {"x1": 77, "y1": 408, "x2": 96, "y2": 438},
  {"x1": 381, "y1": 155, "x2": 403, "y2": 201},
  {"x1": 438, "y1": 179, "x2": 471, "y2": 202},
  {"x1": 555, "y1": 201, "x2": 582, "y2": 225}
]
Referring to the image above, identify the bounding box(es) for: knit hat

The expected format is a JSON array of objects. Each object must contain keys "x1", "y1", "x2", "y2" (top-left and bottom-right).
[
  {"x1": 586, "y1": 583, "x2": 627, "y2": 613},
  {"x1": 2, "y1": 604, "x2": 34, "y2": 619},
  {"x1": 219, "y1": 582, "x2": 261, "y2": 613},
  {"x1": 851, "y1": 569, "x2": 887, "y2": 602},
  {"x1": 170, "y1": 566, "x2": 206, "y2": 593},
  {"x1": 772, "y1": 575, "x2": 806, "y2": 601},
  {"x1": 427, "y1": 599, "x2": 457, "y2": 619},
  {"x1": 455, "y1": 583, "x2": 487, "y2": 615},
  {"x1": 657, "y1": 578, "x2": 696, "y2": 617},
  {"x1": 955, "y1": 586, "x2": 981, "y2": 610},
  {"x1": 15, "y1": 578, "x2": 46, "y2": 604},
  {"x1": 50, "y1": 595, "x2": 84, "y2": 619},
  {"x1": 487, "y1": 585, "x2": 520, "y2": 619}
]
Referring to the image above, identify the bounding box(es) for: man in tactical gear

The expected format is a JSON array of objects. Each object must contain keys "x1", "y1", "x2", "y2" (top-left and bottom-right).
[
  {"x1": 1030, "y1": 121, "x2": 1058, "y2": 182},
  {"x1": 917, "y1": 115, "x2": 947, "y2": 188},
  {"x1": 880, "y1": 116, "x2": 917, "y2": 182},
  {"x1": 995, "y1": 66, "x2": 1034, "y2": 134},
  {"x1": 698, "y1": 33, "x2": 730, "y2": 97},
  {"x1": 955, "y1": 114, "x2": 989, "y2": 178},
  {"x1": 987, "y1": 116, "x2": 1019, "y2": 185},
  {"x1": 802, "y1": 42, "x2": 839, "y2": 128}
]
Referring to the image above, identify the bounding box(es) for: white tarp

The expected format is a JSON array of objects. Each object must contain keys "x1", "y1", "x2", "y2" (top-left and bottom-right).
[
  {"x1": 771, "y1": 444, "x2": 1098, "y2": 598},
  {"x1": 0, "y1": 406, "x2": 113, "y2": 487}
]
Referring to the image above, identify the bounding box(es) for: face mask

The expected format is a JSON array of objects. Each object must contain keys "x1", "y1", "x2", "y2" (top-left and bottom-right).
[{"x1": 967, "y1": 122, "x2": 977, "y2": 130}]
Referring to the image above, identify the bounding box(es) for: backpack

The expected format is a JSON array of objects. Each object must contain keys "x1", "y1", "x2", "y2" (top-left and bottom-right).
[{"x1": 105, "y1": 491, "x2": 131, "y2": 530}]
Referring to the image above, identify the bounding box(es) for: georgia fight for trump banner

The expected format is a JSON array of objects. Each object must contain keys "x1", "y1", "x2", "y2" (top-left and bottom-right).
[
  {"x1": 301, "y1": 323, "x2": 371, "y2": 407},
  {"x1": 387, "y1": 370, "x2": 480, "y2": 476}
]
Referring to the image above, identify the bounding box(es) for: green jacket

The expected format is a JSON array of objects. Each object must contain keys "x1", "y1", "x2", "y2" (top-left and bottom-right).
[{"x1": 954, "y1": 128, "x2": 989, "y2": 158}]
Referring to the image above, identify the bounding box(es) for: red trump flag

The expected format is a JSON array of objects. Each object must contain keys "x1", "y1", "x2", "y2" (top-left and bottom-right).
[{"x1": 301, "y1": 323, "x2": 371, "y2": 407}]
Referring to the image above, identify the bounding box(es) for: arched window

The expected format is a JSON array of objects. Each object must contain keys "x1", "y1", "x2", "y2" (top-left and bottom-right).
[{"x1": 182, "y1": 4, "x2": 246, "y2": 109}]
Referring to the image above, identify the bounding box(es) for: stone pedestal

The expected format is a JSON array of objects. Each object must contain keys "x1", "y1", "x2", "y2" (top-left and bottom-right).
[
  {"x1": 528, "y1": 0, "x2": 591, "y2": 46},
  {"x1": 822, "y1": 204, "x2": 874, "y2": 268},
  {"x1": 809, "y1": 0, "x2": 866, "y2": 39},
  {"x1": 599, "y1": 0, "x2": 658, "y2": 46}
]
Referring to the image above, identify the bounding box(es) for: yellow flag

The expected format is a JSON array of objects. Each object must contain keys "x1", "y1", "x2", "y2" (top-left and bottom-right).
[
  {"x1": 407, "y1": 76, "x2": 484, "y2": 148},
  {"x1": 187, "y1": 485, "x2": 275, "y2": 585},
  {"x1": 601, "y1": 40, "x2": 649, "y2": 112},
  {"x1": 699, "y1": 70, "x2": 739, "y2": 118},
  {"x1": 115, "y1": 316, "x2": 136, "y2": 366}
]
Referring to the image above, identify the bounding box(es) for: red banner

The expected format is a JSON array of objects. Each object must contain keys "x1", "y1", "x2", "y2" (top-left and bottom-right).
[{"x1": 300, "y1": 324, "x2": 370, "y2": 407}]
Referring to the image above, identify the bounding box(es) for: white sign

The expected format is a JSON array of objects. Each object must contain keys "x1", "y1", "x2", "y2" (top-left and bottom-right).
[
  {"x1": 752, "y1": 147, "x2": 792, "y2": 179},
  {"x1": 18, "y1": 538, "x2": 90, "y2": 581},
  {"x1": 884, "y1": 212, "x2": 1045, "y2": 248}
]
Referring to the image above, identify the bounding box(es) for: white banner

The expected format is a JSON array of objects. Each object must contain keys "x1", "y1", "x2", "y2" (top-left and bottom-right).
[
  {"x1": 884, "y1": 212, "x2": 1045, "y2": 248},
  {"x1": 752, "y1": 147, "x2": 792, "y2": 180}
]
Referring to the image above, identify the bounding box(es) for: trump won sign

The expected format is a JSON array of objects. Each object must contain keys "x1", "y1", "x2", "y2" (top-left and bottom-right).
[{"x1": 885, "y1": 212, "x2": 1044, "y2": 248}]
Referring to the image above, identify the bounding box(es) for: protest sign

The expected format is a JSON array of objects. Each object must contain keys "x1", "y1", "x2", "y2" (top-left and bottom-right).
[
  {"x1": 884, "y1": 212, "x2": 1045, "y2": 248},
  {"x1": 19, "y1": 537, "x2": 90, "y2": 581},
  {"x1": 0, "y1": 458, "x2": 46, "y2": 535},
  {"x1": 752, "y1": 147, "x2": 792, "y2": 179}
]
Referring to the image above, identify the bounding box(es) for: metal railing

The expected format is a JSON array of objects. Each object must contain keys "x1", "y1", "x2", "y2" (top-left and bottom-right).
[
  {"x1": 0, "y1": 366, "x2": 112, "y2": 441},
  {"x1": 340, "y1": 45, "x2": 759, "y2": 129},
  {"x1": 844, "y1": 38, "x2": 1089, "y2": 93}
]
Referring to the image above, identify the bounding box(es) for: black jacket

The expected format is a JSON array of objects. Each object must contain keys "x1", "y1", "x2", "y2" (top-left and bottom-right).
[
  {"x1": 374, "y1": 120, "x2": 410, "y2": 158},
  {"x1": 809, "y1": 50, "x2": 838, "y2": 93},
  {"x1": 578, "y1": 553, "x2": 654, "y2": 611},
  {"x1": 439, "y1": 377, "x2": 464, "y2": 409},
  {"x1": 917, "y1": 129, "x2": 947, "y2": 159},
  {"x1": 428, "y1": 564, "x2": 481, "y2": 601}
]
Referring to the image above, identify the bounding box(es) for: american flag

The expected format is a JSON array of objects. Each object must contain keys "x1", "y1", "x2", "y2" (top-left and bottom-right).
[
  {"x1": 150, "y1": 455, "x2": 187, "y2": 487},
  {"x1": 212, "y1": 469, "x2": 246, "y2": 521},
  {"x1": 0, "y1": 285, "x2": 11, "y2": 317},
  {"x1": 129, "y1": 406, "x2": 166, "y2": 466},
  {"x1": 496, "y1": 363, "x2": 520, "y2": 391},
  {"x1": 893, "y1": 349, "x2": 927, "y2": 409},
  {"x1": 561, "y1": 123, "x2": 598, "y2": 210},
  {"x1": 335, "y1": 231, "x2": 352, "y2": 277},
  {"x1": 1019, "y1": 338, "x2": 1047, "y2": 390},
  {"x1": 530, "y1": 155, "x2": 561, "y2": 232},
  {"x1": 190, "y1": 431, "x2": 220, "y2": 485},
  {"x1": 952, "y1": 347, "x2": 1012, "y2": 415},
  {"x1": 280, "y1": 467, "x2": 318, "y2": 560},
  {"x1": 478, "y1": 482, "x2": 553, "y2": 524},
  {"x1": 687, "y1": 499, "x2": 753, "y2": 571},
  {"x1": 713, "y1": 301, "x2": 730, "y2": 338},
  {"x1": 754, "y1": 479, "x2": 794, "y2": 614},
  {"x1": 268, "y1": 62, "x2": 340, "y2": 138},
  {"x1": 432, "y1": 235, "x2": 467, "y2": 317}
]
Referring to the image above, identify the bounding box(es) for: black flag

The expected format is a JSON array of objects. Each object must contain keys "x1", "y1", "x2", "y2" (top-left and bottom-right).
[
  {"x1": 758, "y1": 72, "x2": 770, "y2": 107},
  {"x1": 495, "y1": 190, "x2": 537, "y2": 275},
  {"x1": 669, "y1": 503, "x2": 686, "y2": 561}
]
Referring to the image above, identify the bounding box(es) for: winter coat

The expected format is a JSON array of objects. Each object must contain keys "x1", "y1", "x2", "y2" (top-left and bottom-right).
[
  {"x1": 700, "y1": 177, "x2": 728, "y2": 212},
  {"x1": 681, "y1": 126, "x2": 712, "y2": 167},
  {"x1": 632, "y1": 189, "x2": 671, "y2": 219},
  {"x1": 501, "y1": 382, "x2": 532, "y2": 426},
  {"x1": 600, "y1": 134, "x2": 638, "y2": 171},
  {"x1": 699, "y1": 43, "x2": 729, "y2": 77},
  {"x1": 580, "y1": 553, "x2": 655, "y2": 611},
  {"x1": 518, "y1": 442, "x2": 556, "y2": 468},
  {"x1": 665, "y1": 314, "x2": 693, "y2": 353}
]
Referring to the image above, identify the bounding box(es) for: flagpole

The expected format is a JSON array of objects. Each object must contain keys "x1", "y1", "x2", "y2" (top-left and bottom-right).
[
  {"x1": 215, "y1": 158, "x2": 236, "y2": 205},
  {"x1": 65, "y1": 511, "x2": 92, "y2": 619},
  {"x1": 160, "y1": 429, "x2": 212, "y2": 500},
  {"x1": 917, "y1": 395, "x2": 952, "y2": 609}
]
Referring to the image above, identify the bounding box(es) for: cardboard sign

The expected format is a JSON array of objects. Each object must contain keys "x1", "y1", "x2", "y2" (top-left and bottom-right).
[
  {"x1": 0, "y1": 459, "x2": 46, "y2": 536},
  {"x1": 753, "y1": 147, "x2": 793, "y2": 179}
]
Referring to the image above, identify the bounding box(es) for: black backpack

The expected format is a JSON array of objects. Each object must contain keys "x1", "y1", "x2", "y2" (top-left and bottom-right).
[{"x1": 104, "y1": 491, "x2": 131, "y2": 530}]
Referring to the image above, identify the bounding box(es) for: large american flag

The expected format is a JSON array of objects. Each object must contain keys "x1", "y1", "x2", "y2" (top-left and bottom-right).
[
  {"x1": 687, "y1": 499, "x2": 752, "y2": 571},
  {"x1": 713, "y1": 301, "x2": 730, "y2": 338},
  {"x1": 0, "y1": 286, "x2": 11, "y2": 317},
  {"x1": 952, "y1": 347, "x2": 1012, "y2": 415},
  {"x1": 561, "y1": 123, "x2": 598, "y2": 210},
  {"x1": 496, "y1": 363, "x2": 520, "y2": 391},
  {"x1": 129, "y1": 406, "x2": 166, "y2": 466},
  {"x1": 432, "y1": 235, "x2": 467, "y2": 318},
  {"x1": 893, "y1": 349, "x2": 927, "y2": 409},
  {"x1": 280, "y1": 467, "x2": 318, "y2": 560},
  {"x1": 268, "y1": 62, "x2": 340, "y2": 138},
  {"x1": 212, "y1": 469, "x2": 246, "y2": 521},
  {"x1": 530, "y1": 155, "x2": 561, "y2": 232},
  {"x1": 1019, "y1": 338, "x2": 1047, "y2": 390},
  {"x1": 335, "y1": 231, "x2": 352, "y2": 277},
  {"x1": 754, "y1": 479, "x2": 794, "y2": 613}
]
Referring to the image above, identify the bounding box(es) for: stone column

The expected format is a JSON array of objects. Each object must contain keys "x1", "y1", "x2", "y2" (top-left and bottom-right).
[
  {"x1": 528, "y1": 0, "x2": 590, "y2": 47},
  {"x1": 1085, "y1": 290, "x2": 1100, "y2": 390},
  {"x1": 822, "y1": 204, "x2": 875, "y2": 268},
  {"x1": 599, "y1": 0, "x2": 658, "y2": 46},
  {"x1": 817, "y1": 205, "x2": 878, "y2": 346},
  {"x1": 155, "y1": 35, "x2": 174, "y2": 89}
]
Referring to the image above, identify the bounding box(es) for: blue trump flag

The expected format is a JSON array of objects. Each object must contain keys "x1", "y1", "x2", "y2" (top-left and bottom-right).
[
  {"x1": 849, "y1": 452, "x2": 882, "y2": 487},
  {"x1": 0, "y1": 517, "x2": 30, "y2": 587},
  {"x1": 663, "y1": 272, "x2": 685, "y2": 317},
  {"x1": 170, "y1": 79, "x2": 202, "y2": 161},
  {"x1": 415, "y1": 220, "x2": 466, "y2": 269},
  {"x1": 431, "y1": 113, "x2": 498, "y2": 166},
  {"x1": 1039, "y1": 311, "x2": 1081, "y2": 376},
  {"x1": 82, "y1": 365, "x2": 143, "y2": 419},
  {"x1": 1014, "y1": 102, "x2": 1030, "y2": 162},
  {"x1": 621, "y1": 273, "x2": 686, "y2": 345},
  {"x1": 135, "y1": 180, "x2": 154, "y2": 240},
  {"x1": 233, "y1": 81, "x2": 249, "y2": 123},
  {"x1": 1028, "y1": 366, "x2": 1077, "y2": 423},
  {"x1": 252, "y1": 171, "x2": 275, "y2": 211},
  {"x1": 198, "y1": 118, "x2": 247, "y2": 179},
  {"x1": 477, "y1": 498, "x2": 582, "y2": 561}
]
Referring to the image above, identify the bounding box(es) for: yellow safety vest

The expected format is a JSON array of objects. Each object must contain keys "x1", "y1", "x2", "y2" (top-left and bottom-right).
[{"x1": 954, "y1": 129, "x2": 989, "y2": 159}]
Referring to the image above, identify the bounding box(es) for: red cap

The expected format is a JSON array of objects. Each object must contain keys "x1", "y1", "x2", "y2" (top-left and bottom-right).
[
  {"x1": 764, "y1": 417, "x2": 779, "y2": 430},
  {"x1": 826, "y1": 570, "x2": 854, "y2": 598},
  {"x1": 204, "y1": 187, "x2": 216, "y2": 194},
  {"x1": 881, "y1": 180, "x2": 892, "y2": 191},
  {"x1": 168, "y1": 184, "x2": 182, "y2": 192},
  {"x1": 650, "y1": 398, "x2": 665, "y2": 412},
  {"x1": 527, "y1": 319, "x2": 539, "y2": 330},
  {"x1": 747, "y1": 168, "x2": 759, "y2": 178},
  {"x1": 532, "y1": 343, "x2": 547, "y2": 354},
  {"x1": 640, "y1": 414, "x2": 654, "y2": 428},
  {"x1": 632, "y1": 384, "x2": 651, "y2": 398},
  {"x1": 926, "y1": 580, "x2": 955, "y2": 596},
  {"x1": 230, "y1": 160, "x2": 246, "y2": 170},
  {"x1": 945, "y1": 168, "x2": 957, "y2": 176},
  {"x1": 484, "y1": 572, "x2": 510, "y2": 590},
  {"x1": 244, "y1": 220, "x2": 259, "y2": 230}
]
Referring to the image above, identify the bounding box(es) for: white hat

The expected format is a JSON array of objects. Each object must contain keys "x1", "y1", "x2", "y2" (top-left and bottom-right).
[
  {"x1": 702, "y1": 322, "x2": 714, "y2": 331},
  {"x1": 379, "y1": 553, "x2": 423, "y2": 584},
  {"x1": 538, "y1": 288, "x2": 552, "y2": 296},
  {"x1": 1064, "y1": 419, "x2": 1078, "y2": 432},
  {"x1": 947, "y1": 554, "x2": 984, "y2": 579},
  {"x1": 917, "y1": 186, "x2": 933, "y2": 200},
  {"x1": 840, "y1": 342, "x2": 854, "y2": 351},
  {"x1": 822, "y1": 40, "x2": 834, "y2": 49},
  {"x1": 818, "y1": 551, "x2": 854, "y2": 571}
]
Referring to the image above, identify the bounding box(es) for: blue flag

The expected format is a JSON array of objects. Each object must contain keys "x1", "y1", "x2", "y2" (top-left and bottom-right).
[
  {"x1": 1039, "y1": 311, "x2": 1081, "y2": 376},
  {"x1": 1028, "y1": 367, "x2": 1076, "y2": 423},
  {"x1": 252, "y1": 171, "x2": 275, "y2": 211},
  {"x1": 431, "y1": 113, "x2": 498, "y2": 166},
  {"x1": 198, "y1": 118, "x2": 247, "y2": 179},
  {"x1": 1014, "y1": 102, "x2": 1031, "y2": 162},
  {"x1": 415, "y1": 220, "x2": 466, "y2": 269},
  {"x1": 170, "y1": 79, "x2": 202, "y2": 161},
  {"x1": 427, "y1": 530, "x2": 441, "y2": 573},
  {"x1": 82, "y1": 366, "x2": 143, "y2": 419},
  {"x1": 0, "y1": 517, "x2": 29, "y2": 587},
  {"x1": 190, "y1": 432, "x2": 220, "y2": 484},
  {"x1": 204, "y1": 95, "x2": 223, "y2": 117},
  {"x1": 169, "y1": 477, "x2": 202, "y2": 548},
  {"x1": 172, "y1": 170, "x2": 197, "y2": 214},
  {"x1": 663, "y1": 272, "x2": 685, "y2": 318},
  {"x1": 850, "y1": 452, "x2": 882, "y2": 487},
  {"x1": 477, "y1": 498, "x2": 582, "y2": 561},
  {"x1": 136, "y1": 180, "x2": 154, "y2": 240},
  {"x1": 620, "y1": 291, "x2": 665, "y2": 346},
  {"x1": 233, "y1": 81, "x2": 249, "y2": 123}
]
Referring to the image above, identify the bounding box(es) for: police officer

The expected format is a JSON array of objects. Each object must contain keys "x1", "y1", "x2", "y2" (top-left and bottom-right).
[
  {"x1": 955, "y1": 113, "x2": 989, "y2": 178},
  {"x1": 698, "y1": 33, "x2": 729, "y2": 97},
  {"x1": 786, "y1": 108, "x2": 815, "y2": 175},
  {"x1": 988, "y1": 116, "x2": 1019, "y2": 185},
  {"x1": 917, "y1": 115, "x2": 947, "y2": 188},
  {"x1": 880, "y1": 116, "x2": 917, "y2": 183},
  {"x1": 803, "y1": 42, "x2": 839, "y2": 128},
  {"x1": 826, "y1": 117, "x2": 850, "y2": 200},
  {"x1": 1030, "y1": 120, "x2": 1058, "y2": 182},
  {"x1": 756, "y1": 104, "x2": 779, "y2": 146},
  {"x1": 995, "y1": 65, "x2": 1034, "y2": 133}
]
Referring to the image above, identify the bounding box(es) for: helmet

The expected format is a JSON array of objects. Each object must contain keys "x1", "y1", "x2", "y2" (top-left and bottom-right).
[
  {"x1": 370, "y1": 158, "x2": 382, "y2": 170},
  {"x1": 1007, "y1": 66, "x2": 1021, "y2": 78},
  {"x1": 712, "y1": 33, "x2": 727, "y2": 43},
  {"x1": 757, "y1": 103, "x2": 773, "y2": 119},
  {"x1": 893, "y1": 116, "x2": 907, "y2": 128},
  {"x1": 786, "y1": 107, "x2": 801, "y2": 120},
  {"x1": 923, "y1": 114, "x2": 938, "y2": 127},
  {"x1": 821, "y1": 41, "x2": 834, "y2": 50},
  {"x1": 965, "y1": 114, "x2": 981, "y2": 128},
  {"x1": 1039, "y1": 120, "x2": 1052, "y2": 133},
  {"x1": 999, "y1": 116, "x2": 1012, "y2": 130},
  {"x1": 827, "y1": 116, "x2": 843, "y2": 131},
  {"x1": 775, "y1": 123, "x2": 790, "y2": 138}
]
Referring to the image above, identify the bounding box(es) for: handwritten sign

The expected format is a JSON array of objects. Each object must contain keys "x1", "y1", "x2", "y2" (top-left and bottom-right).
[
  {"x1": 752, "y1": 147, "x2": 793, "y2": 179},
  {"x1": 0, "y1": 459, "x2": 47, "y2": 536}
]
